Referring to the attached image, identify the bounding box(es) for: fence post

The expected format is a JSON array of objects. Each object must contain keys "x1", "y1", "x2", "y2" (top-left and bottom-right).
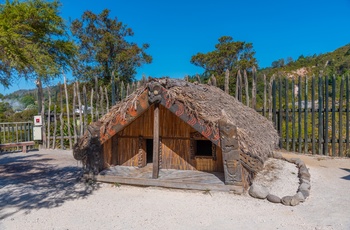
[
  {"x1": 318, "y1": 76, "x2": 324, "y2": 155},
  {"x1": 298, "y1": 76, "x2": 302, "y2": 153},
  {"x1": 244, "y1": 70, "x2": 249, "y2": 107},
  {"x1": 64, "y1": 75, "x2": 72, "y2": 149},
  {"x1": 304, "y1": 76, "x2": 308, "y2": 154},
  {"x1": 331, "y1": 75, "x2": 336, "y2": 156},
  {"x1": 346, "y1": 75, "x2": 349, "y2": 155},
  {"x1": 311, "y1": 76, "x2": 316, "y2": 154},
  {"x1": 285, "y1": 77, "x2": 289, "y2": 151},
  {"x1": 252, "y1": 67, "x2": 257, "y2": 110},
  {"x1": 278, "y1": 77, "x2": 282, "y2": 148},
  {"x1": 263, "y1": 74, "x2": 267, "y2": 117},
  {"x1": 292, "y1": 77, "x2": 296, "y2": 152},
  {"x1": 339, "y1": 76, "x2": 344, "y2": 156}
]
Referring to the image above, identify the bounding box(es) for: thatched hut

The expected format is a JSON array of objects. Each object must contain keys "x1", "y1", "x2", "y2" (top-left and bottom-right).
[{"x1": 74, "y1": 78, "x2": 279, "y2": 191}]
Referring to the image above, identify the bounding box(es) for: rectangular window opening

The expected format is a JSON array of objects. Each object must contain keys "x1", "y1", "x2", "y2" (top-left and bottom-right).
[{"x1": 195, "y1": 140, "x2": 213, "y2": 157}]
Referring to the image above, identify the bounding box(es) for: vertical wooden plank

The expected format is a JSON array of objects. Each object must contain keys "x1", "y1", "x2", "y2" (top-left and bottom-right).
[
  {"x1": 346, "y1": 75, "x2": 349, "y2": 155},
  {"x1": 318, "y1": 76, "x2": 324, "y2": 155},
  {"x1": 100, "y1": 86, "x2": 104, "y2": 116},
  {"x1": 83, "y1": 85, "x2": 88, "y2": 133},
  {"x1": 77, "y1": 82, "x2": 83, "y2": 137},
  {"x1": 252, "y1": 66, "x2": 257, "y2": 110},
  {"x1": 26, "y1": 123, "x2": 29, "y2": 142},
  {"x1": 73, "y1": 82, "x2": 77, "y2": 143},
  {"x1": 11, "y1": 125, "x2": 14, "y2": 143},
  {"x1": 121, "y1": 81, "x2": 125, "y2": 100},
  {"x1": 53, "y1": 104, "x2": 57, "y2": 149},
  {"x1": 263, "y1": 74, "x2": 267, "y2": 117},
  {"x1": 3, "y1": 124, "x2": 5, "y2": 143},
  {"x1": 339, "y1": 76, "x2": 344, "y2": 156},
  {"x1": 278, "y1": 77, "x2": 282, "y2": 148},
  {"x1": 292, "y1": 77, "x2": 296, "y2": 152},
  {"x1": 239, "y1": 71, "x2": 243, "y2": 102},
  {"x1": 60, "y1": 84, "x2": 64, "y2": 150},
  {"x1": 224, "y1": 69, "x2": 229, "y2": 94},
  {"x1": 91, "y1": 88, "x2": 94, "y2": 122},
  {"x1": 331, "y1": 75, "x2": 336, "y2": 156},
  {"x1": 47, "y1": 87, "x2": 51, "y2": 148},
  {"x1": 272, "y1": 79, "x2": 277, "y2": 129},
  {"x1": 304, "y1": 76, "x2": 308, "y2": 154},
  {"x1": 152, "y1": 103, "x2": 160, "y2": 179},
  {"x1": 269, "y1": 75, "x2": 275, "y2": 121},
  {"x1": 126, "y1": 83, "x2": 130, "y2": 96},
  {"x1": 105, "y1": 87, "x2": 109, "y2": 112},
  {"x1": 298, "y1": 76, "x2": 302, "y2": 153},
  {"x1": 324, "y1": 76, "x2": 329, "y2": 155},
  {"x1": 196, "y1": 74, "x2": 201, "y2": 83},
  {"x1": 244, "y1": 70, "x2": 249, "y2": 107},
  {"x1": 285, "y1": 77, "x2": 289, "y2": 151},
  {"x1": 311, "y1": 76, "x2": 316, "y2": 154},
  {"x1": 20, "y1": 123, "x2": 23, "y2": 142},
  {"x1": 95, "y1": 77, "x2": 99, "y2": 120},
  {"x1": 64, "y1": 75, "x2": 72, "y2": 149},
  {"x1": 235, "y1": 71, "x2": 239, "y2": 100},
  {"x1": 15, "y1": 124, "x2": 18, "y2": 143},
  {"x1": 111, "y1": 71, "x2": 116, "y2": 106}
]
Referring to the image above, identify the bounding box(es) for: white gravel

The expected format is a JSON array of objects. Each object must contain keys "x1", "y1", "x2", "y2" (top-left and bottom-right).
[{"x1": 0, "y1": 149, "x2": 350, "y2": 230}]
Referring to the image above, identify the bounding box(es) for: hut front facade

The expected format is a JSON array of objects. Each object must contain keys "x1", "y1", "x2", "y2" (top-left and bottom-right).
[
  {"x1": 103, "y1": 103, "x2": 223, "y2": 172},
  {"x1": 74, "y1": 78, "x2": 279, "y2": 191}
]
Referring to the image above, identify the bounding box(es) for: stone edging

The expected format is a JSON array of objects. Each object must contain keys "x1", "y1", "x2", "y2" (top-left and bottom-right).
[{"x1": 248, "y1": 152, "x2": 311, "y2": 206}]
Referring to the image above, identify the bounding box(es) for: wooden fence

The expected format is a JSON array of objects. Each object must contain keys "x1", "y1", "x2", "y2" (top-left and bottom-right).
[
  {"x1": 0, "y1": 121, "x2": 34, "y2": 151},
  {"x1": 235, "y1": 74, "x2": 350, "y2": 157},
  {"x1": 5, "y1": 72, "x2": 349, "y2": 157}
]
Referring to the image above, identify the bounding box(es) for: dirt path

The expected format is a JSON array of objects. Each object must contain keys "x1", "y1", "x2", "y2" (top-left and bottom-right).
[{"x1": 0, "y1": 149, "x2": 349, "y2": 230}]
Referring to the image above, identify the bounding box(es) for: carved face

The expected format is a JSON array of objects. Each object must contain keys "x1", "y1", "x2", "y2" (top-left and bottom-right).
[{"x1": 147, "y1": 82, "x2": 163, "y2": 104}]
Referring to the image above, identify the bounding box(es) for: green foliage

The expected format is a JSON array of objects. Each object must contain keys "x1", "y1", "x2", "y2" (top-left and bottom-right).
[
  {"x1": 0, "y1": 0, "x2": 77, "y2": 87},
  {"x1": 190, "y1": 36, "x2": 258, "y2": 87},
  {"x1": 11, "y1": 108, "x2": 37, "y2": 121},
  {"x1": 262, "y1": 44, "x2": 350, "y2": 77},
  {"x1": 0, "y1": 101, "x2": 13, "y2": 121},
  {"x1": 71, "y1": 9, "x2": 152, "y2": 85},
  {"x1": 20, "y1": 94, "x2": 35, "y2": 108}
]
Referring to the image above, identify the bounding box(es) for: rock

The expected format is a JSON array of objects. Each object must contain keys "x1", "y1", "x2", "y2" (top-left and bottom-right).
[
  {"x1": 290, "y1": 196, "x2": 300, "y2": 206},
  {"x1": 299, "y1": 182, "x2": 311, "y2": 191},
  {"x1": 287, "y1": 158, "x2": 300, "y2": 164},
  {"x1": 266, "y1": 194, "x2": 281, "y2": 203},
  {"x1": 299, "y1": 178, "x2": 310, "y2": 185},
  {"x1": 281, "y1": 196, "x2": 293, "y2": 206},
  {"x1": 272, "y1": 152, "x2": 283, "y2": 159},
  {"x1": 294, "y1": 192, "x2": 305, "y2": 203},
  {"x1": 296, "y1": 160, "x2": 306, "y2": 168},
  {"x1": 249, "y1": 184, "x2": 269, "y2": 199},
  {"x1": 299, "y1": 188, "x2": 310, "y2": 198},
  {"x1": 299, "y1": 167, "x2": 311, "y2": 179}
]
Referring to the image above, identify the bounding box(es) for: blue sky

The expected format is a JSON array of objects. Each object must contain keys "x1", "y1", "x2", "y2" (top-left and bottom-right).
[{"x1": 2, "y1": 0, "x2": 350, "y2": 94}]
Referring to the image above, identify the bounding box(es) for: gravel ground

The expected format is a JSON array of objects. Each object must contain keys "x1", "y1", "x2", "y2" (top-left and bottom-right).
[{"x1": 0, "y1": 149, "x2": 350, "y2": 230}]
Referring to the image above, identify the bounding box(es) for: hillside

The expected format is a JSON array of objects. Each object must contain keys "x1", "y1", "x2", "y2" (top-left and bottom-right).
[{"x1": 260, "y1": 43, "x2": 350, "y2": 77}]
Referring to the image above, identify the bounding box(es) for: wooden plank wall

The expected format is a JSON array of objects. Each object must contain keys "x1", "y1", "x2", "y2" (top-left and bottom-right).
[{"x1": 102, "y1": 104, "x2": 223, "y2": 172}]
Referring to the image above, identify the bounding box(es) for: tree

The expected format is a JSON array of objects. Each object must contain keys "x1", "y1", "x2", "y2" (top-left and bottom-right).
[
  {"x1": 71, "y1": 9, "x2": 152, "y2": 84},
  {"x1": 190, "y1": 36, "x2": 257, "y2": 78},
  {"x1": 0, "y1": 0, "x2": 76, "y2": 113}
]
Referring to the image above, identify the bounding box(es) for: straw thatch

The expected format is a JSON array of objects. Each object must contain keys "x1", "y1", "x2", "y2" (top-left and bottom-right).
[{"x1": 74, "y1": 78, "x2": 279, "y2": 183}]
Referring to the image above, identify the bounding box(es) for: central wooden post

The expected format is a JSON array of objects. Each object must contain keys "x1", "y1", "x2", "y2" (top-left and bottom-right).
[{"x1": 152, "y1": 103, "x2": 160, "y2": 179}]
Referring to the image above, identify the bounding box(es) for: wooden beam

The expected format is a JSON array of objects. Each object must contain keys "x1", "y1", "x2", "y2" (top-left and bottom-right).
[{"x1": 152, "y1": 103, "x2": 160, "y2": 179}]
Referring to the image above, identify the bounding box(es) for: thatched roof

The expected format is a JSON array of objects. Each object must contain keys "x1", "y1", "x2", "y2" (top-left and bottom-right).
[{"x1": 74, "y1": 78, "x2": 279, "y2": 169}]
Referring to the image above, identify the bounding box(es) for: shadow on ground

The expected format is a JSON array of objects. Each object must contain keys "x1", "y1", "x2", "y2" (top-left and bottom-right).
[
  {"x1": 340, "y1": 168, "x2": 350, "y2": 181},
  {"x1": 0, "y1": 151, "x2": 98, "y2": 220}
]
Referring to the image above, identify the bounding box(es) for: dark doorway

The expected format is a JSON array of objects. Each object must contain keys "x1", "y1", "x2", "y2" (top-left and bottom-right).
[{"x1": 146, "y1": 139, "x2": 153, "y2": 163}]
